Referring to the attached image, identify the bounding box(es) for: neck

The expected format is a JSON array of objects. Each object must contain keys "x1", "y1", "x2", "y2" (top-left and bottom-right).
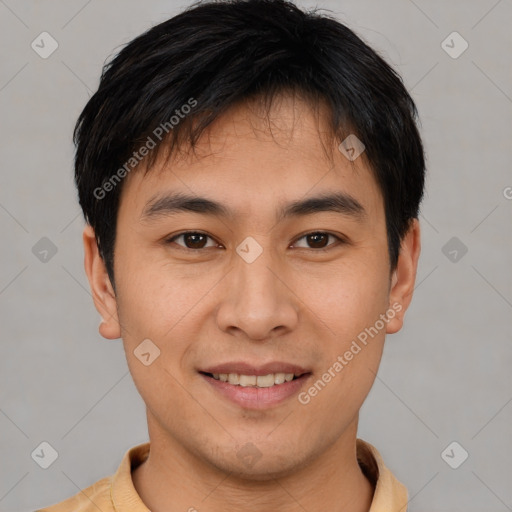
[{"x1": 132, "y1": 413, "x2": 374, "y2": 512}]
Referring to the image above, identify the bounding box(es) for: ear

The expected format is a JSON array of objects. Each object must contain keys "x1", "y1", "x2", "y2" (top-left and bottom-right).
[
  {"x1": 386, "y1": 219, "x2": 421, "y2": 334},
  {"x1": 83, "y1": 224, "x2": 121, "y2": 340}
]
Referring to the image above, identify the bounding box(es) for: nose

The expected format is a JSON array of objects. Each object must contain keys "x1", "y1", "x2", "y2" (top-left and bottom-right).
[{"x1": 215, "y1": 245, "x2": 299, "y2": 341}]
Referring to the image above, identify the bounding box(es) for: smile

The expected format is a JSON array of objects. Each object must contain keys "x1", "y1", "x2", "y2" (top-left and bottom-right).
[
  {"x1": 208, "y1": 372, "x2": 299, "y2": 387},
  {"x1": 199, "y1": 370, "x2": 311, "y2": 409}
]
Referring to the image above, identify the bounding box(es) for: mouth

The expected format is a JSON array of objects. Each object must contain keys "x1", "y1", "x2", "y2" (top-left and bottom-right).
[{"x1": 198, "y1": 362, "x2": 312, "y2": 409}]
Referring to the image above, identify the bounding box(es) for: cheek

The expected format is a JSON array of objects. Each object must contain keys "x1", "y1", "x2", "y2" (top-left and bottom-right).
[
  {"x1": 115, "y1": 255, "x2": 212, "y2": 340},
  {"x1": 126, "y1": 355, "x2": 202, "y2": 435},
  {"x1": 298, "y1": 315, "x2": 387, "y2": 431},
  {"x1": 301, "y1": 257, "x2": 390, "y2": 337},
  {"x1": 298, "y1": 255, "x2": 389, "y2": 402},
  {"x1": 115, "y1": 275, "x2": 203, "y2": 424},
  {"x1": 114, "y1": 259, "x2": 225, "y2": 409},
  {"x1": 303, "y1": 254, "x2": 390, "y2": 408}
]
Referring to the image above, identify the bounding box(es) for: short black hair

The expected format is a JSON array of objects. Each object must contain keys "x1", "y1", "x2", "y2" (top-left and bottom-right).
[{"x1": 74, "y1": 0, "x2": 425, "y2": 286}]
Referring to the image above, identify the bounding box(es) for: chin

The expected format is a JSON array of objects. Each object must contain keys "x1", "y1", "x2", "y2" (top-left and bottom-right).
[
  {"x1": 207, "y1": 446, "x2": 310, "y2": 482},
  {"x1": 222, "y1": 461, "x2": 302, "y2": 482}
]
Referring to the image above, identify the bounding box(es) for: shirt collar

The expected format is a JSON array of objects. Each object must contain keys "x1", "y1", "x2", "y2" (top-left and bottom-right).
[
  {"x1": 356, "y1": 438, "x2": 409, "y2": 511},
  {"x1": 111, "y1": 439, "x2": 408, "y2": 511},
  {"x1": 110, "y1": 442, "x2": 150, "y2": 511}
]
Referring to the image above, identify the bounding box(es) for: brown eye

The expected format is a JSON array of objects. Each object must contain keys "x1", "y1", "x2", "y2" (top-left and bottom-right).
[
  {"x1": 292, "y1": 232, "x2": 343, "y2": 250},
  {"x1": 168, "y1": 232, "x2": 217, "y2": 250},
  {"x1": 306, "y1": 233, "x2": 329, "y2": 249}
]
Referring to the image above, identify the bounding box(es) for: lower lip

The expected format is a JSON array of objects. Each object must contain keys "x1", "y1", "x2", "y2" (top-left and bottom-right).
[{"x1": 200, "y1": 373, "x2": 311, "y2": 409}]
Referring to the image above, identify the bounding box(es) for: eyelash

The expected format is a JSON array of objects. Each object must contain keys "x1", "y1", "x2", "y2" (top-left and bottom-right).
[{"x1": 164, "y1": 231, "x2": 346, "y2": 252}]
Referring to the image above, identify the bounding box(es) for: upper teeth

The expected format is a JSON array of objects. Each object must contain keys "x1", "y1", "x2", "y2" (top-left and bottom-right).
[{"x1": 212, "y1": 373, "x2": 296, "y2": 387}]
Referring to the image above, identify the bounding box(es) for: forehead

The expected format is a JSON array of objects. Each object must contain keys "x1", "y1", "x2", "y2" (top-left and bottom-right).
[{"x1": 118, "y1": 94, "x2": 384, "y2": 223}]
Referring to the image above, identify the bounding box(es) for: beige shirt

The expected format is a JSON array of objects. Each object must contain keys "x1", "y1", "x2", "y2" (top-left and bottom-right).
[{"x1": 36, "y1": 439, "x2": 408, "y2": 511}]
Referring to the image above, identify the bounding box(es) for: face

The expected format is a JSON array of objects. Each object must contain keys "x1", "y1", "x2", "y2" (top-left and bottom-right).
[{"x1": 85, "y1": 94, "x2": 419, "y2": 479}]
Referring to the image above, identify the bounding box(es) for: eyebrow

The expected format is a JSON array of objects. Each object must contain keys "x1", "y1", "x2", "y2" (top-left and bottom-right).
[{"x1": 140, "y1": 191, "x2": 366, "y2": 223}]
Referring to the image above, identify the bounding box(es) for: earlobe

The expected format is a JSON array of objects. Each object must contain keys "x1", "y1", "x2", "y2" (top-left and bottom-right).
[
  {"x1": 386, "y1": 219, "x2": 421, "y2": 335},
  {"x1": 83, "y1": 225, "x2": 121, "y2": 340}
]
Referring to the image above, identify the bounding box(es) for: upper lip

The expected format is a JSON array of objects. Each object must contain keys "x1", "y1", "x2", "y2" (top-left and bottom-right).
[{"x1": 200, "y1": 361, "x2": 311, "y2": 377}]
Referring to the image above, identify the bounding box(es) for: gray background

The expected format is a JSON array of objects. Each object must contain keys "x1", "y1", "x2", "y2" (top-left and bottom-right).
[{"x1": 0, "y1": 1, "x2": 511, "y2": 511}]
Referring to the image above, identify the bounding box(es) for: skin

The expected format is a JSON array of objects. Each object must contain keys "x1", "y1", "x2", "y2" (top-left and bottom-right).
[{"x1": 83, "y1": 94, "x2": 420, "y2": 512}]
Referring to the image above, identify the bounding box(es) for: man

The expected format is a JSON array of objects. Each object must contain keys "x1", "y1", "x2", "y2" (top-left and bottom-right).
[{"x1": 38, "y1": 0, "x2": 424, "y2": 510}]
